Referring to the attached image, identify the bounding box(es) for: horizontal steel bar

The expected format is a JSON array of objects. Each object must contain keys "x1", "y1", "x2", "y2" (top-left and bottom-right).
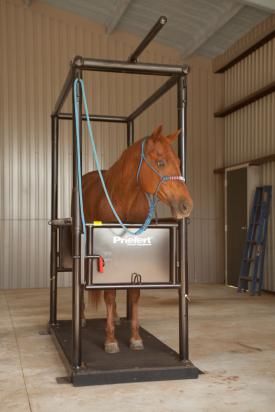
[
  {"x1": 52, "y1": 67, "x2": 74, "y2": 115},
  {"x1": 73, "y1": 56, "x2": 189, "y2": 76},
  {"x1": 86, "y1": 222, "x2": 179, "y2": 228},
  {"x1": 128, "y1": 75, "x2": 179, "y2": 121},
  {"x1": 57, "y1": 268, "x2": 72, "y2": 272},
  {"x1": 85, "y1": 284, "x2": 181, "y2": 290},
  {"x1": 58, "y1": 113, "x2": 128, "y2": 123},
  {"x1": 51, "y1": 220, "x2": 179, "y2": 228},
  {"x1": 128, "y1": 16, "x2": 167, "y2": 63}
]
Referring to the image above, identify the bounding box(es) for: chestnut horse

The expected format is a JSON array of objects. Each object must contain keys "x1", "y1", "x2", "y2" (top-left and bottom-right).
[{"x1": 82, "y1": 125, "x2": 193, "y2": 354}]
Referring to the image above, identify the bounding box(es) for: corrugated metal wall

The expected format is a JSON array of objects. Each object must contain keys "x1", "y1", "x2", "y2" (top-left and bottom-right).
[
  {"x1": 0, "y1": 0, "x2": 224, "y2": 288},
  {"x1": 215, "y1": 18, "x2": 275, "y2": 291},
  {"x1": 186, "y1": 56, "x2": 224, "y2": 284}
]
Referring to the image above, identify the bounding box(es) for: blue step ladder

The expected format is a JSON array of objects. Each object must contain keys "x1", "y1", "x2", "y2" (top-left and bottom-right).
[{"x1": 238, "y1": 186, "x2": 272, "y2": 296}]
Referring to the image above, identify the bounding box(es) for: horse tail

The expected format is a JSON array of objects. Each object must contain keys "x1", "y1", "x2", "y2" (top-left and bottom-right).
[{"x1": 88, "y1": 290, "x2": 102, "y2": 309}]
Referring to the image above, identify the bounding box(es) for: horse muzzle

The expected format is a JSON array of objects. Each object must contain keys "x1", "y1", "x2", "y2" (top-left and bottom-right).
[{"x1": 170, "y1": 199, "x2": 193, "y2": 219}]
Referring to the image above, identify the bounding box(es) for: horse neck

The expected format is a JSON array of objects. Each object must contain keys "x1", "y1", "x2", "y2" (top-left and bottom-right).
[{"x1": 105, "y1": 142, "x2": 147, "y2": 216}]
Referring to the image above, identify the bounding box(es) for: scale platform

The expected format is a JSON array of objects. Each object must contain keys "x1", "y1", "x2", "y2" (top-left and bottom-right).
[{"x1": 51, "y1": 319, "x2": 199, "y2": 386}]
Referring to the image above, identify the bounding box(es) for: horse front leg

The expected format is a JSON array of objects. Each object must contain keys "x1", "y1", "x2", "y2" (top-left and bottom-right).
[
  {"x1": 104, "y1": 289, "x2": 120, "y2": 353},
  {"x1": 113, "y1": 300, "x2": 120, "y2": 325},
  {"x1": 129, "y1": 288, "x2": 144, "y2": 350}
]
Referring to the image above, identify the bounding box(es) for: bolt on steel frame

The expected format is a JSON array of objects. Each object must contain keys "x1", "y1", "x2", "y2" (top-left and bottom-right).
[{"x1": 49, "y1": 17, "x2": 196, "y2": 381}]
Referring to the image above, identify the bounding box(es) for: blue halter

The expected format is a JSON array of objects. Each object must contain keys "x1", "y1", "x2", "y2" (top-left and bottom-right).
[{"x1": 136, "y1": 138, "x2": 185, "y2": 203}]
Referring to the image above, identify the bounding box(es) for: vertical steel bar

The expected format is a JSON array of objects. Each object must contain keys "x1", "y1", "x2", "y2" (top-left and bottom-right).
[
  {"x1": 49, "y1": 115, "x2": 59, "y2": 326},
  {"x1": 72, "y1": 70, "x2": 82, "y2": 368},
  {"x1": 86, "y1": 226, "x2": 93, "y2": 286},
  {"x1": 177, "y1": 76, "x2": 189, "y2": 361},
  {"x1": 127, "y1": 120, "x2": 134, "y2": 146},
  {"x1": 126, "y1": 120, "x2": 134, "y2": 319},
  {"x1": 170, "y1": 227, "x2": 177, "y2": 284}
]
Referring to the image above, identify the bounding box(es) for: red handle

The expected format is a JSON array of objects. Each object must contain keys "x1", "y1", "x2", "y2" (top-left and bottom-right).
[{"x1": 98, "y1": 256, "x2": 104, "y2": 273}]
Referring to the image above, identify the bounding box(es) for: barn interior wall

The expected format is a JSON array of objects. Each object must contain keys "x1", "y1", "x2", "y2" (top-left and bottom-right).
[
  {"x1": 0, "y1": 0, "x2": 224, "y2": 288},
  {"x1": 214, "y1": 15, "x2": 275, "y2": 292}
]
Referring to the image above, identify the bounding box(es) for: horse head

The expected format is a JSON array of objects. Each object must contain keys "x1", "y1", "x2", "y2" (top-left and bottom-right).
[{"x1": 138, "y1": 125, "x2": 193, "y2": 219}]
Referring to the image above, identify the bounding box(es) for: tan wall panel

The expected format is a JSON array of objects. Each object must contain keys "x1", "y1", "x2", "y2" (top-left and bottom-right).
[
  {"x1": 215, "y1": 16, "x2": 275, "y2": 291},
  {"x1": 0, "y1": 0, "x2": 224, "y2": 288},
  {"x1": 185, "y1": 56, "x2": 224, "y2": 284},
  {"x1": 213, "y1": 14, "x2": 275, "y2": 74}
]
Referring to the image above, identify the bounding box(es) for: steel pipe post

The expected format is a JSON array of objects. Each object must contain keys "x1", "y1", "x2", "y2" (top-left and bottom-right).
[
  {"x1": 177, "y1": 76, "x2": 189, "y2": 361},
  {"x1": 128, "y1": 16, "x2": 167, "y2": 63},
  {"x1": 72, "y1": 71, "x2": 83, "y2": 369},
  {"x1": 126, "y1": 120, "x2": 135, "y2": 319},
  {"x1": 126, "y1": 120, "x2": 134, "y2": 147},
  {"x1": 49, "y1": 115, "x2": 59, "y2": 326}
]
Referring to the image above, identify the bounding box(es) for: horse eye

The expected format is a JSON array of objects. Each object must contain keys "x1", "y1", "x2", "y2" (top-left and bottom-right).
[{"x1": 157, "y1": 160, "x2": 166, "y2": 168}]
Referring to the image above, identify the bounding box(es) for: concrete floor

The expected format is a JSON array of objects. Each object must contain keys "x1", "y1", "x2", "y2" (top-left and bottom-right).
[{"x1": 1, "y1": 284, "x2": 275, "y2": 412}]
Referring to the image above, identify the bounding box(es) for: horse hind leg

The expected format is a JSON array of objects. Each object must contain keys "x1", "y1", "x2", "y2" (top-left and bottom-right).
[
  {"x1": 129, "y1": 288, "x2": 144, "y2": 350},
  {"x1": 104, "y1": 290, "x2": 120, "y2": 354},
  {"x1": 113, "y1": 300, "x2": 120, "y2": 325}
]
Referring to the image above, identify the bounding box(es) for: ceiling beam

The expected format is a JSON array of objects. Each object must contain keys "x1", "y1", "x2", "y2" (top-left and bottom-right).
[
  {"x1": 106, "y1": 0, "x2": 132, "y2": 35},
  {"x1": 238, "y1": 0, "x2": 275, "y2": 12},
  {"x1": 181, "y1": 3, "x2": 243, "y2": 59}
]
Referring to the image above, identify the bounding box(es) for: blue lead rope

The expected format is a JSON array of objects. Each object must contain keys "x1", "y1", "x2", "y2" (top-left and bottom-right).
[{"x1": 73, "y1": 78, "x2": 157, "y2": 237}]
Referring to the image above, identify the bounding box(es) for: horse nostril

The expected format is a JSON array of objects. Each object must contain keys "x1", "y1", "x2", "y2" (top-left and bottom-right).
[
  {"x1": 170, "y1": 199, "x2": 192, "y2": 219},
  {"x1": 181, "y1": 202, "x2": 188, "y2": 213},
  {"x1": 180, "y1": 200, "x2": 193, "y2": 216}
]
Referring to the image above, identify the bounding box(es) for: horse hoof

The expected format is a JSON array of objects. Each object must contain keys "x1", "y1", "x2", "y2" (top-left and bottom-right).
[
  {"x1": 130, "y1": 339, "x2": 144, "y2": 351},
  {"x1": 114, "y1": 316, "x2": 121, "y2": 326},
  {"x1": 81, "y1": 319, "x2": 87, "y2": 328},
  {"x1": 105, "y1": 342, "x2": 120, "y2": 354}
]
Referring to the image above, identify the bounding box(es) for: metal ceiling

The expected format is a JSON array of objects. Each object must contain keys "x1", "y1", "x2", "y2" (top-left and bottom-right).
[{"x1": 42, "y1": 0, "x2": 272, "y2": 58}]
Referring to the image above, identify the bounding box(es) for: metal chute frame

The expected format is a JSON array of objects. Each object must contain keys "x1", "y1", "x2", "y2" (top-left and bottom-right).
[{"x1": 49, "y1": 16, "x2": 196, "y2": 382}]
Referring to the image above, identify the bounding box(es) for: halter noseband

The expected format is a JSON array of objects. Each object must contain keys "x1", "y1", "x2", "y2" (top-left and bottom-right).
[{"x1": 136, "y1": 138, "x2": 185, "y2": 201}]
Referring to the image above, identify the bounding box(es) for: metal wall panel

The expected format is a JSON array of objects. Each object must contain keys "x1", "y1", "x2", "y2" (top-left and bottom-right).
[
  {"x1": 0, "y1": 0, "x2": 224, "y2": 288},
  {"x1": 213, "y1": 14, "x2": 275, "y2": 73},
  {"x1": 220, "y1": 19, "x2": 275, "y2": 291},
  {"x1": 186, "y1": 57, "x2": 225, "y2": 283}
]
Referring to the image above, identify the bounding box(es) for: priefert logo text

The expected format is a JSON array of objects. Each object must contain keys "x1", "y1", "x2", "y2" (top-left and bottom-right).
[{"x1": 113, "y1": 236, "x2": 152, "y2": 246}]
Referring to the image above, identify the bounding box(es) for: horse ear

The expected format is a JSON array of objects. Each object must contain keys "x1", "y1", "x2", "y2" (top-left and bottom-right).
[
  {"x1": 151, "y1": 125, "x2": 163, "y2": 140},
  {"x1": 167, "y1": 129, "x2": 181, "y2": 143}
]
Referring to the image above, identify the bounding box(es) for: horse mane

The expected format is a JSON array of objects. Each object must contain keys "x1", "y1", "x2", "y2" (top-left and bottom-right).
[{"x1": 104, "y1": 138, "x2": 142, "y2": 193}]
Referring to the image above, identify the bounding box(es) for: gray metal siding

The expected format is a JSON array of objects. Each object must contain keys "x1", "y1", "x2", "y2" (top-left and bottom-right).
[
  {"x1": 216, "y1": 17, "x2": 275, "y2": 291},
  {"x1": 186, "y1": 58, "x2": 225, "y2": 283}
]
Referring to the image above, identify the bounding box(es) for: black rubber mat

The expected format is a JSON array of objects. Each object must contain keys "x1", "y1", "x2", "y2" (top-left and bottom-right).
[{"x1": 52, "y1": 319, "x2": 199, "y2": 386}]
